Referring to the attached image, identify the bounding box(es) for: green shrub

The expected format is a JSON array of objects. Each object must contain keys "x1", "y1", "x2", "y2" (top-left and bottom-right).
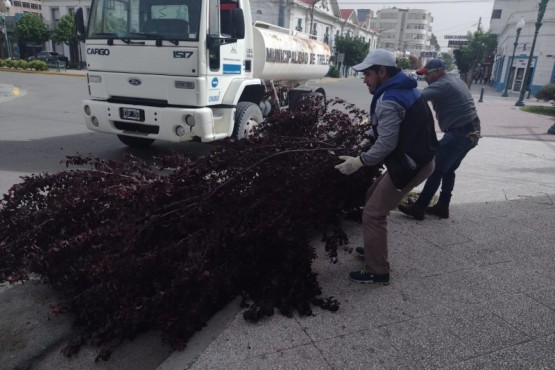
[
  {"x1": 535, "y1": 83, "x2": 555, "y2": 101},
  {"x1": 14, "y1": 60, "x2": 29, "y2": 69},
  {"x1": 327, "y1": 66, "x2": 340, "y2": 78},
  {"x1": 29, "y1": 60, "x2": 48, "y2": 71},
  {"x1": 0, "y1": 58, "x2": 47, "y2": 71},
  {"x1": 5, "y1": 59, "x2": 16, "y2": 68}
]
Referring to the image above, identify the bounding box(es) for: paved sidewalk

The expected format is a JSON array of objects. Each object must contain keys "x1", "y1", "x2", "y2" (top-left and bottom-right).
[
  {"x1": 470, "y1": 83, "x2": 555, "y2": 142},
  {"x1": 162, "y1": 83, "x2": 555, "y2": 369},
  {"x1": 162, "y1": 136, "x2": 555, "y2": 370}
]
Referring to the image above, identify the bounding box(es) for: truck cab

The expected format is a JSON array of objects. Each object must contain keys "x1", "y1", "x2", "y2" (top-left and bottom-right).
[{"x1": 76, "y1": 0, "x2": 329, "y2": 147}]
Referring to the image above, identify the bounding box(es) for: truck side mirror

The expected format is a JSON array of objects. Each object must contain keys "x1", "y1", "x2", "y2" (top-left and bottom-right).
[
  {"x1": 231, "y1": 9, "x2": 245, "y2": 40},
  {"x1": 75, "y1": 8, "x2": 86, "y2": 37}
]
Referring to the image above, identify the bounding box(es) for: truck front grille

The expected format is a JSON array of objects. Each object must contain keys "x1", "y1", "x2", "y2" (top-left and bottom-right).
[{"x1": 109, "y1": 96, "x2": 168, "y2": 107}]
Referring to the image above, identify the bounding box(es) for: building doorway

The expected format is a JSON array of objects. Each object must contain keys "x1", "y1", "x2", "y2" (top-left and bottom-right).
[{"x1": 513, "y1": 67, "x2": 525, "y2": 92}]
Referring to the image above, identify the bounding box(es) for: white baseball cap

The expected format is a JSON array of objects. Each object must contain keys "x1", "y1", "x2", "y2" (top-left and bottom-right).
[{"x1": 352, "y1": 49, "x2": 397, "y2": 72}]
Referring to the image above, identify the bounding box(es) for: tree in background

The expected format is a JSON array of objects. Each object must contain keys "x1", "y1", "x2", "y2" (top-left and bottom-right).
[
  {"x1": 440, "y1": 53, "x2": 455, "y2": 71},
  {"x1": 52, "y1": 14, "x2": 80, "y2": 67},
  {"x1": 334, "y1": 35, "x2": 369, "y2": 76},
  {"x1": 397, "y1": 58, "x2": 411, "y2": 70},
  {"x1": 453, "y1": 30, "x2": 497, "y2": 88},
  {"x1": 15, "y1": 13, "x2": 50, "y2": 57}
]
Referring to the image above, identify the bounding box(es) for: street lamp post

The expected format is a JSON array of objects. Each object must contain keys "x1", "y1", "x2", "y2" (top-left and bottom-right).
[
  {"x1": 309, "y1": 0, "x2": 322, "y2": 40},
  {"x1": 501, "y1": 17, "x2": 525, "y2": 97},
  {"x1": 515, "y1": 0, "x2": 549, "y2": 107},
  {"x1": 1, "y1": 0, "x2": 11, "y2": 59}
]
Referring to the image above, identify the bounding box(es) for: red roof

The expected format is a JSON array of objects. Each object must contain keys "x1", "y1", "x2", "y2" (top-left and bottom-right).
[{"x1": 340, "y1": 9, "x2": 354, "y2": 20}]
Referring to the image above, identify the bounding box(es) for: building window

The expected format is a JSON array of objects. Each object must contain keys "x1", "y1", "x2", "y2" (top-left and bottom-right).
[
  {"x1": 407, "y1": 23, "x2": 424, "y2": 30},
  {"x1": 492, "y1": 9, "x2": 502, "y2": 19},
  {"x1": 12, "y1": 1, "x2": 21, "y2": 6},
  {"x1": 22, "y1": 2, "x2": 30, "y2": 8},
  {"x1": 296, "y1": 18, "x2": 302, "y2": 31},
  {"x1": 407, "y1": 13, "x2": 426, "y2": 20},
  {"x1": 380, "y1": 13, "x2": 398, "y2": 19},
  {"x1": 51, "y1": 7, "x2": 60, "y2": 22}
]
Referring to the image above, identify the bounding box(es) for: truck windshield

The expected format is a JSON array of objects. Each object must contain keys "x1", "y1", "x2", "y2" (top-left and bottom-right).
[{"x1": 87, "y1": 0, "x2": 201, "y2": 41}]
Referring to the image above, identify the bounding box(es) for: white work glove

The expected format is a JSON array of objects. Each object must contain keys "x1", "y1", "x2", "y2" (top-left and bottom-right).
[{"x1": 335, "y1": 155, "x2": 364, "y2": 175}]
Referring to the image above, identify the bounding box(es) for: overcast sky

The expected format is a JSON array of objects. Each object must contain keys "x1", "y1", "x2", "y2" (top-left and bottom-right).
[{"x1": 336, "y1": 0, "x2": 495, "y2": 50}]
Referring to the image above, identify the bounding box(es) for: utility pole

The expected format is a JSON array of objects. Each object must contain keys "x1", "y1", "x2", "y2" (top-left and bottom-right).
[
  {"x1": 278, "y1": 0, "x2": 285, "y2": 28},
  {"x1": 477, "y1": 17, "x2": 482, "y2": 31}
]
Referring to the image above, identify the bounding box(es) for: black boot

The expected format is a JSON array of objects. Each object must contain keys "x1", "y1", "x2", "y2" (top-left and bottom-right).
[
  {"x1": 397, "y1": 203, "x2": 426, "y2": 220},
  {"x1": 426, "y1": 202, "x2": 449, "y2": 219}
]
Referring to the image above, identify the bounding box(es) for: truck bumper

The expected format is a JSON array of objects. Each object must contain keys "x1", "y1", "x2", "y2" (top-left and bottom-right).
[{"x1": 82, "y1": 100, "x2": 229, "y2": 143}]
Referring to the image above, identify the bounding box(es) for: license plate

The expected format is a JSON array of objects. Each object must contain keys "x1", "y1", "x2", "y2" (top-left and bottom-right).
[{"x1": 120, "y1": 107, "x2": 144, "y2": 121}]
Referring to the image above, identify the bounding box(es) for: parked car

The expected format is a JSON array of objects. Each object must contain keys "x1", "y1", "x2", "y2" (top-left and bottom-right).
[{"x1": 28, "y1": 51, "x2": 70, "y2": 67}]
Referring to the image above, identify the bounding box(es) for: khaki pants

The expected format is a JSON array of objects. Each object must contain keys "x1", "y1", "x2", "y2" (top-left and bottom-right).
[{"x1": 362, "y1": 160, "x2": 435, "y2": 274}]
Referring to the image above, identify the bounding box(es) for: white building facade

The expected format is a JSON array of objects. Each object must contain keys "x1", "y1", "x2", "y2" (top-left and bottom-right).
[
  {"x1": 40, "y1": 0, "x2": 90, "y2": 63},
  {"x1": 38, "y1": 0, "x2": 377, "y2": 66},
  {"x1": 250, "y1": 0, "x2": 377, "y2": 55},
  {"x1": 490, "y1": 0, "x2": 555, "y2": 95}
]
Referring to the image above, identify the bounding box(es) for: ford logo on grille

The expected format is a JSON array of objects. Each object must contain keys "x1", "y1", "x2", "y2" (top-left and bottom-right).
[{"x1": 129, "y1": 78, "x2": 142, "y2": 86}]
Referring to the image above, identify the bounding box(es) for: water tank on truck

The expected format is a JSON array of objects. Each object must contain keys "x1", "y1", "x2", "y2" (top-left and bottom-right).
[{"x1": 251, "y1": 22, "x2": 331, "y2": 83}]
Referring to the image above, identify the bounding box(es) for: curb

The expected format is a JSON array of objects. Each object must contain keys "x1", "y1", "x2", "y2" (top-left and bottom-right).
[{"x1": 0, "y1": 68, "x2": 86, "y2": 77}]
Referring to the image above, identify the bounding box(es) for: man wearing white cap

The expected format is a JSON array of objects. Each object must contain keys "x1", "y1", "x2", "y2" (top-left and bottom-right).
[{"x1": 334, "y1": 49, "x2": 438, "y2": 284}]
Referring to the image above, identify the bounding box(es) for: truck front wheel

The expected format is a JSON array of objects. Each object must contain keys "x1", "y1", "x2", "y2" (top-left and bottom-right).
[
  {"x1": 117, "y1": 135, "x2": 155, "y2": 148},
  {"x1": 233, "y1": 102, "x2": 263, "y2": 139}
]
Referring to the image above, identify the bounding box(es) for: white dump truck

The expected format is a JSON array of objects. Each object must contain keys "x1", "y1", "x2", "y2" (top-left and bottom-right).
[{"x1": 75, "y1": 0, "x2": 331, "y2": 147}]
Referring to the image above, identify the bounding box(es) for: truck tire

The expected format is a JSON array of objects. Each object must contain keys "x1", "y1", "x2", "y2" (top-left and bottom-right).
[
  {"x1": 315, "y1": 87, "x2": 326, "y2": 108},
  {"x1": 117, "y1": 135, "x2": 155, "y2": 148},
  {"x1": 233, "y1": 102, "x2": 263, "y2": 139}
]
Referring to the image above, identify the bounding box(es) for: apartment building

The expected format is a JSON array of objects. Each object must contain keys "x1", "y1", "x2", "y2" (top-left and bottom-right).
[
  {"x1": 372, "y1": 7, "x2": 434, "y2": 57},
  {"x1": 7, "y1": 0, "x2": 41, "y2": 13},
  {"x1": 1, "y1": 0, "x2": 41, "y2": 59}
]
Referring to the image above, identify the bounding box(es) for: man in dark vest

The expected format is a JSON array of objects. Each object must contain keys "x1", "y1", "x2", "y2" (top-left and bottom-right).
[{"x1": 335, "y1": 49, "x2": 438, "y2": 284}]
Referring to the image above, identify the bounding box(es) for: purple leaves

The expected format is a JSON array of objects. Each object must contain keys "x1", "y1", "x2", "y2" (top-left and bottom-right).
[{"x1": 0, "y1": 98, "x2": 379, "y2": 361}]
